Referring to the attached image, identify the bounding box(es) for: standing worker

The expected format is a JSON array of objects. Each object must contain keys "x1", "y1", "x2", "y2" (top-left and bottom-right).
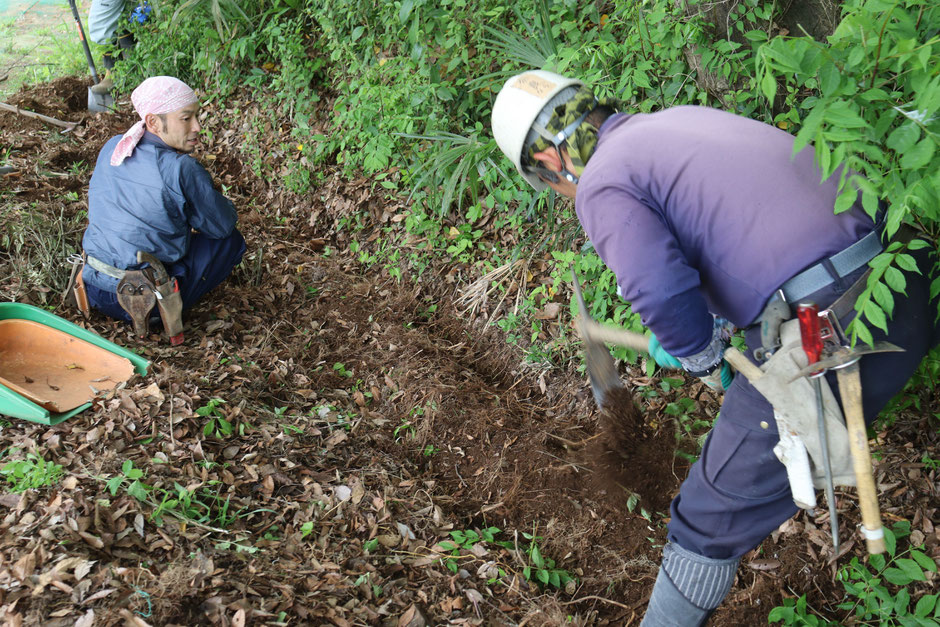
[
  {"x1": 490, "y1": 70, "x2": 939, "y2": 625},
  {"x1": 78, "y1": 76, "x2": 245, "y2": 336},
  {"x1": 87, "y1": 0, "x2": 145, "y2": 94}
]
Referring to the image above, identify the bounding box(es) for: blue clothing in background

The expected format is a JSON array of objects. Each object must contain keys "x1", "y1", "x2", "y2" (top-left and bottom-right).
[
  {"x1": 82, "y1": 132, "x2": 243, "y2": 319},
  {"x1": 83, "y1": 132, "x2": 238, "y2": 293},
  {"x1": 576, "y1": 106, "x2": 875, "y2": 359},
  {"x1": 88, "y1": 0, "x2": 126, "y2": 45}
]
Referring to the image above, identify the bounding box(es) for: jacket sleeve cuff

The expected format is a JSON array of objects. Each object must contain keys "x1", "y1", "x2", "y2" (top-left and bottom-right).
[{"x1": 677, "y1": 323, "x2": 726, "y2": 377}]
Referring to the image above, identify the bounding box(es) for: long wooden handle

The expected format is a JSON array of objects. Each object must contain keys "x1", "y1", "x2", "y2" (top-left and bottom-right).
[
  {"x1": 836, "y1": 362, "x2": 886, "y2": 554},
  {"x1": 578, "y1": 318, "x2": 764, "y2": 383},
  {"x1": 0, "y1": 102, "x2": 77, "y2": 130}
]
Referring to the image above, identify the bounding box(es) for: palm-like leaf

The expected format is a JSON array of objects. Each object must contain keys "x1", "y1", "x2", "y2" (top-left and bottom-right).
[
  {"x1": 471, "y1": 0, "x2": 560, "y2": 91},
  {"x1": 401, "y1": 131, "x2": 501, "y2": 217},
  {"x1": 159, "y1": 0, "x2": 252, "y2": 38}
]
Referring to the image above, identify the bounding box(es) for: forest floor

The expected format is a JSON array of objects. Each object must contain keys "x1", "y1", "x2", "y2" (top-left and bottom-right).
[{"x1": 0, "y1": 77, "x2": 937, "y2": 626}]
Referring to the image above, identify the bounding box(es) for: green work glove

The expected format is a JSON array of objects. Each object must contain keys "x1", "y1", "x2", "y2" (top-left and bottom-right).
[
  {"x1": 699, "y1": 360, "x2": 734, "y2": 392},
  {"x1": 647, "y1": 334, "x2": 681, "y2": 368}
]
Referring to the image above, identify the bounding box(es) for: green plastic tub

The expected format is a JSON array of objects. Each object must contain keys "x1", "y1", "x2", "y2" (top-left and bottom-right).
[{"x1": 0, "y1": 303, "x2": 149, "y2": 425}]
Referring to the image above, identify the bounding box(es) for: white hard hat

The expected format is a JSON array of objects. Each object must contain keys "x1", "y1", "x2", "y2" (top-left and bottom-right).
[{"x1": 491, "y1": 70, "x2": 583, "y2": 190}]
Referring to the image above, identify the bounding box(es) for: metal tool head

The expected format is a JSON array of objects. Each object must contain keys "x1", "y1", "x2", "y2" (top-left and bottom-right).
[
  {"x1": 116, "y1": 270, "x2": 157, "y2": 338},
  {"x1": 789, "y1": 342, "x2": 904, "y2": 382},
  {"x1": 87, "y1": 89, "x2": 114, "y2": 113},
  {"x1": 571, "y1": 269, "x2": 622, "y2": 408},
  {"x1": 137, "y1": 251, "x2": 169, "y2": 284}
]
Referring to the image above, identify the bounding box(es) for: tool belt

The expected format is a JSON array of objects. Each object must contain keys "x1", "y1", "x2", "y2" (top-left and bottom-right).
[
  {"x1": 756, "y1": 223, "x2": 919, "y2": 358},
  {"x1": 780, "y1": 228, "x2": 883, "y2": 305},
  {"x1": 86, "y1": 255, "x2": 127, "y2": 280},
  {"x1": 81, "y1": 252, "x2": 185, "y2": 345},
  {"x1": 763, "y1": 320, "x2": 853, "y2": 486}
]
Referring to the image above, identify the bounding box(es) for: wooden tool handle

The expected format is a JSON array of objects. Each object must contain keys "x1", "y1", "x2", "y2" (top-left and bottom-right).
[
  {"x1": 836, "y1": 362, "x2": 886, "y2": 554},
  {"x1": 578, "y1": 318, "x2": 764, "y2": 384}
]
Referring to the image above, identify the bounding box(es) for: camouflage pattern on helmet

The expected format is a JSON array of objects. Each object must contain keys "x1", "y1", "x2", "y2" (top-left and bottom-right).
[{"x1": 527, "y1": 88, "x2": 622, "y2": 176}]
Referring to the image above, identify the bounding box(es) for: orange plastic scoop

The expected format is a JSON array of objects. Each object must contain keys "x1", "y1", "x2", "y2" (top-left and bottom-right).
[{"x1": 0, "y1": 319, "x2": 135, "y2": 413}]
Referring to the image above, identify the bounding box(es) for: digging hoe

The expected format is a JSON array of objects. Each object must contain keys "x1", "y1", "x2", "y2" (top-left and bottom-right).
[
  {"x1": 571, "y1": 270, "x2": 760, "y2": 407},
  {"x1": 67, "y1": 0, "x2": 114, "y2": 112},
  {"x1": 571, "y1": 270, "x2": 622, "y2": 408},
  {"x1": 571, "y1": 301, "x2": 890, "y2": 555}
]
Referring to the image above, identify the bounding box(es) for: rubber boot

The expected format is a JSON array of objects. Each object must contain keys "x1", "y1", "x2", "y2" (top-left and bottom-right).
[
  {"x1": 640, "y1": 543, "x2": 740, "y2": 627},
  {"x1": 91, "y1": 70, "x2": 113, "y2": 95}
]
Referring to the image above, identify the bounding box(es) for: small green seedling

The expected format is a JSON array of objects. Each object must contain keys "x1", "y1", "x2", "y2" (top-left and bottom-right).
[
  {"x1": 197, "y1": 398, "x2": 232, "y2": 438},
  {"x1": 106, "y1": 460, "x2": 151, "y2": 501},
  {"x1": 1, "y1": 449, "x2": 63, "y2": 492}
]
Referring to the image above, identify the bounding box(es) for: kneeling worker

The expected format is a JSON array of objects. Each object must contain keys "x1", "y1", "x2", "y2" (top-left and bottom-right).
[{"x1": 80, "y1": 76, "x2": 245, "y2": 343}]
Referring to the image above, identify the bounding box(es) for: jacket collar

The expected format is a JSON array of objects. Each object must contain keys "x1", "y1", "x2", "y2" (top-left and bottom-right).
[{"x1": 141, "y1": 131, "x2": 173, "y2": 151}]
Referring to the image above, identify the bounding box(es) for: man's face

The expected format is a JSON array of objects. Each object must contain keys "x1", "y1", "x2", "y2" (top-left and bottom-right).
[{"x1": 149, "y1": 103, "x2": 201, "y2": 153}]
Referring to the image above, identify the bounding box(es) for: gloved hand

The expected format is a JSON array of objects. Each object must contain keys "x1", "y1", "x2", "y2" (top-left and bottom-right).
[
  {"x1": 649, "y1": 332, "x2": 734, "y2": 391},
  {"x1": 698, "y1": 360, "x2": 734, "y2": 392},
  {"x1": 648, "y1": 333, "x2": 681, "y2": 368}
]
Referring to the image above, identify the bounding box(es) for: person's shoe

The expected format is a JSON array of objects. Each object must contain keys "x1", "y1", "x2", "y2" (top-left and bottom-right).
[{"x1": 91, "y1": 72, "x2": 113, "y2": 95}]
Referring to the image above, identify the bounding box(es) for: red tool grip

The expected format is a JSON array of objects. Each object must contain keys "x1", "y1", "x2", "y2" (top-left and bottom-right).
[{"x1": 796, "y1": 302, "x2": 823, "y2": 365}]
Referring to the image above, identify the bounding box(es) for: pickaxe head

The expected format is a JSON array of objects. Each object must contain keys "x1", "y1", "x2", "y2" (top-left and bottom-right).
[{"x1": 788, "y1": 342, "x2": 904, "y2": 382}]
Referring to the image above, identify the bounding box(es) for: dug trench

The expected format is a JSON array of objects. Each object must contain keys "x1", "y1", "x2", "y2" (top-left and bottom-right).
[{"x1": 0, "y1": 77, "x2": 937, "y2": 626}]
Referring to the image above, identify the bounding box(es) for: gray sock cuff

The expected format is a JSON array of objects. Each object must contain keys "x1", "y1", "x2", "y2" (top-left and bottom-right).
[{"x1": 662, "y1": 543, "x2": 740, "y2": 610}]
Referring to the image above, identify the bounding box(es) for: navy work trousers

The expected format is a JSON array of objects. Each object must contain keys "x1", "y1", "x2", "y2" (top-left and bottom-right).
[
  {"x1": 668, "y1": 245, "x2": 940, "y2": 560},
  {"x1": 86, "y1": 230, "x2": 246, "y2": 323}
]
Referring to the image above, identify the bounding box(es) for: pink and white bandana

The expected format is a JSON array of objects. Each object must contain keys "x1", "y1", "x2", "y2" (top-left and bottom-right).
[{"x1": 110, "y1": 76, "x2": 199, "y2": 166}]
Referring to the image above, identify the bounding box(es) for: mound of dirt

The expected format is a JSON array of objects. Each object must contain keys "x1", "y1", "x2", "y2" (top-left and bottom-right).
[{"x1": 590, "y1": 386, "x2": 685, "y2": 514}]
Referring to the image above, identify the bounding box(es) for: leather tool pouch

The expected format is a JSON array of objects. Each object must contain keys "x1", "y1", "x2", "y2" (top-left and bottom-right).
[
  {"x1": 63, "y1": 255, "x2": 91, "y2": 318},
  {"x1": 73, "y1": 271, "x2": 91, "y2": 319},
  {"x1": 153, "y1": 278, "x2": 184, "y2": 345},
  {"x1": 116, "y1": 270, "x2": 157, "y2": 337}
]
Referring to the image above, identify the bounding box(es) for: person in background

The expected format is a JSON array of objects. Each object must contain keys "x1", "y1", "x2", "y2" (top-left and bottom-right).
[{"x1": 88, "y1": 0, "x2": 150, "y2": 94}]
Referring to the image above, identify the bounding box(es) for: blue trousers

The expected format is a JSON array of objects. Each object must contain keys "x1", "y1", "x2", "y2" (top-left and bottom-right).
[
  {"x1": 85, "y1": 230, "x2": 246, "y2": 323},
  {"x1": 668, "y1": 246, "x2": 940, "y2": 559}
]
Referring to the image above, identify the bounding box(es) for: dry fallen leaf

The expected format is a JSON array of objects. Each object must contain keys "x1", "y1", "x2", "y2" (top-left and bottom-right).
[
  {"x1": 74, "y1": 608, "x2": 95, "y2": 627},
  {"x1": 12, "y1": 551, "x2": 36, "y2": 581}
]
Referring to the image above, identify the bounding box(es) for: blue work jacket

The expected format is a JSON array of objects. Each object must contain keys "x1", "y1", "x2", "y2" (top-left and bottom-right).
[{"x1": 82, "y1": 132, "x2": 238, "y2": 292}]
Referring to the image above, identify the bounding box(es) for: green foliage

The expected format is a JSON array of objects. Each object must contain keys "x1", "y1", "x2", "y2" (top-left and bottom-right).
[
  {"x1": 106, "y1": 459, "x2": 151, "y2": 501},
  {"x1": 122, "y1": 0, "x2": 940, "y2": 369},
  {"x1": 520, "y1": 530, "x2": 576, "y2": 590},
  {"x1": 1, "y1": 449, "x2": 63, "y2": 492},
  {"x1": 436, "y1": 526, "x2": 575, "y2": 590},
  {"x1": 119, "y1": 0, "x2": 323, "y2": 113},
  {"x1": 164, "y1": 0, "x2": 251, "y2": 39},
  {"x1": 438, "y1": 526, "x2": 512, "y2": 574},
  {"x1": 769, "y1": 522, "x2": 940, "y2": 625},
  {"x1": 197, "y1": 398, "x2": 233, "y2": 438},
  {"x1": 758, "y1": 0, "x2": 940, "y2": 345}
]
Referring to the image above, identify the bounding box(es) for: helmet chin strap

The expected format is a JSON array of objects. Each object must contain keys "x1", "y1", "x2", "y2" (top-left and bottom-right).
[{"x1": 528, "y1": 102, "x2": 594, "y2": 185}]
